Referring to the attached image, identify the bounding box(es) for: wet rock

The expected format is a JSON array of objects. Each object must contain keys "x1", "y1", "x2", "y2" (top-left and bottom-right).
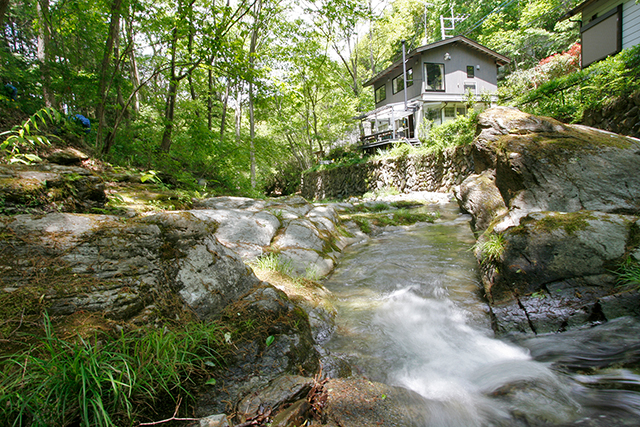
[
  {"x1": 599, "y1": 291, "x2": 640, "y2": 320},
  {"x1": 480, "y1": 211, "x2": 640, "y2": 334},
  {"x1": 190, "y1": 209, "x2": 280, "y2": 260},
  {"x1": 195, "y1": 286, "x2": 319, "y2": 416},
  {"x1": 475, "y1": 109, "x2": 640, "y2": 230},
  {"x1": 197, "y1": 414, "x2": 229, "y2": 427},
  {"x1": 483, "y1": 211, "x2": 632, "y2": 304},
  {"x1": 455, "y1": 169, "x2": 507, "y2": 233},
  {"x1": 270, "y1": 398, "x2": 311, "y2": 427},
  {"x1": 317, "y1": 378, "x2": 433, "y2": 427},
  {"x1": 274, "y1": 219, "x2": 326, "y2": 252},
  {"x1": 192, "y1": 196, "x2": 346, "y2": 279},
  {"x1": 236, "y1": 375, "x2": 313, "y2": 422},
  {"x1": 464, "y1": 108, "x2": 640, "y2": 334}
]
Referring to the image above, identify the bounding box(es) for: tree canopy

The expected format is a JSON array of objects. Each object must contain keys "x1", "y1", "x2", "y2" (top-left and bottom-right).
[{"x1": 0, "y1": 0, "x2": 584, "y2": 195}]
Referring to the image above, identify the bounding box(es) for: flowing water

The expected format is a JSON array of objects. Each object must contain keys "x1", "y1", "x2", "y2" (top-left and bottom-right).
[{"x1": 322, "y1": 202, "x2": 640, "y2": 426}]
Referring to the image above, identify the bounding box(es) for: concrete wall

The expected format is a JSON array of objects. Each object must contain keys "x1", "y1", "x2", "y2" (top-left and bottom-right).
[{"x1": 301, "y1": 145, "x2": 474, "y2": 200}]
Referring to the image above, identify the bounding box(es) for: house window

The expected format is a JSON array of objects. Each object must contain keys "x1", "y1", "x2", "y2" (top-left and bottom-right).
[
  {"x1": 424, "y1": 63, "x2": 444, "y2": 91},
  {"x1": 375, "y1": 85, "x2": 386, "y2": 104},
  {"x1": 444, "y1": 106, "x2": 456, "y2": 120},
  {"x1": 467, "y1": 66, "x2": 475, "y2": 78},
  {"x1": 392, "y1": 68, "x2": 414, "y2": 94},
  {"x1": 456, "y1": 106, "x2": 466, "y2": 116},
  {"x1": 464, "y1": 82, "x2": 476, "y2": 94}
]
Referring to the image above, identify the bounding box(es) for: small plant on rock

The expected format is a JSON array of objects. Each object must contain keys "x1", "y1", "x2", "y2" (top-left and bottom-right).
[
  {"x1": 253, "y1": 253, "x2": 293, "y2": 276},
  {"x1": 475, "y1": 232, "x2": 506, "y2": 265},
  {"x1": 614, "y1": 258, "x2": 640, "y2": 289}
]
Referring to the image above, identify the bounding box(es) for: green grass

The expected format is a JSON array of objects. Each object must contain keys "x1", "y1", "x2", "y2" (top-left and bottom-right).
[
  {"x1": 614, "y1": 258, "x2": 640, "y2": 290},
  {"x1": 475, "y1": 232, "x2": 506, "y2": 265},
  {"x1": 252, "y1": 253, "x2": 294, "y2": 276},
  {"x1": 0, "y1": 314, "x2": 224, "y2": 427}
]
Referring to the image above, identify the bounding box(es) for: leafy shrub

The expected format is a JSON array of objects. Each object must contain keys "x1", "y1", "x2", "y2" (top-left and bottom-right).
[
  {"x1": 421, "y1": 110, "x2": 479, "y2": 152},
  {"x1": 506, "y1": 44, "x2": 640, "y2": 123},
  {"x1": 0, "y1": 108, "x2": 61, "y2": 163}
]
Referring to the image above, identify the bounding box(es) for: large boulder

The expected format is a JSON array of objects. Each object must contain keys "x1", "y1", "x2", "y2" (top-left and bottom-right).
[
  {"x1": 458, "y1": 107, "x2": 640, "y2": 334},
  {"x1": 192, "y1": 196, "x2": 347, "y2": 279},
  {"x1": 482, "y1": 211, "x2": 638, "y2": 334},
  {"x1": 455, "y1": 169, "x2": 507, "y2": 234},
  {"x1": 0, "y1": 163, "x2": 106, "y2": 214},
  {"x1": 0, "y1": 211, "x2": 261, "y2": 321},
  {"x1": 470, "y1": 107, "x2": 640, "y2": 231},
  {"x1": 1, "y1": 209, "x2": 321, "y2": 415}
]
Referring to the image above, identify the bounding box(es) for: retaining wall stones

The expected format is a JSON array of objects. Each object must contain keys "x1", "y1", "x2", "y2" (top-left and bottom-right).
[
  {"x1": 581, "y1": 90, "x2": 640, "y2": 138},
  {"x1": 301, "y1": 145, "x2": 474, "y2": 200}
]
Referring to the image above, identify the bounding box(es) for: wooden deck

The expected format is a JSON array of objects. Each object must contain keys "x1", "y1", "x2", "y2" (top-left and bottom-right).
[{"x1": 359, "y1": 132, "x2": 421, "y2": 154}]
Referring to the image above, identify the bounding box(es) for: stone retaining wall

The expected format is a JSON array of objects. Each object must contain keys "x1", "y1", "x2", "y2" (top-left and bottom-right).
[
  {"x1": 582, "y1": 90, "x2": 640, "y2": 138},
  {"x1": 301, "y1": 145, "x2": 474, "y2": 200}
]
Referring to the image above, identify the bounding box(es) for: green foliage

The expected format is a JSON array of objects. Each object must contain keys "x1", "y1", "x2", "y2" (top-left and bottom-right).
[
  {"x1": 507, "y1": 45, "x2": 640, "y2": 123},
  {"x1": 0, "y1": 108, "x2": 61, "y2": 160},
  {"x1": 421, "y1": 110, "x2": 480, "y2": 152},
  {"x1": 0, "y1": 314, "x2": 224, "y2": 427},
  {"x1": 344, "y1": 207, "x2": 440, "y2": 233},
  {"x1": 614, "y1": 258, "x2": 640, "y2": 290},
  {"x1": 475, "y1": 232, "x2": 506, "y2": 265},
  {"x1": 352, "y1": 217, "x2": 372, "y2": 234},
  {"x1": 252, "y1": 253, "x2": 294, "y2": 276}
]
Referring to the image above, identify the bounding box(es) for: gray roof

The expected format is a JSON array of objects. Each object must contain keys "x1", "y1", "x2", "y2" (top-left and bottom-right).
[{"x1": 363, "y1": 35, "x2": 511, "y2": 87}]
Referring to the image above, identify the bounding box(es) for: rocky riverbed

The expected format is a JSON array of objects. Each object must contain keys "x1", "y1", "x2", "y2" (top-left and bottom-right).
[{"x1": 2, "y1": 106, "x2": 640, "y2": 426}]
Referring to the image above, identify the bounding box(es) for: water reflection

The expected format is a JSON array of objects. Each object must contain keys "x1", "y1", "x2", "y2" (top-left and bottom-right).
[{"x1": 322, "y1": 203, "x2": 640, "y2": 426}]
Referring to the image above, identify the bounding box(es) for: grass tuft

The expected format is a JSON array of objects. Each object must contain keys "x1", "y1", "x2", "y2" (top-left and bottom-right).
[
  {"x1": 0, "y1": 313, "x2": 224, "y2": 427},
  {"x1": 252, "y1": 253, "x2": 294, "y2": 276},
  {"x1": 614, "y1": 258, "x2": 640, "y2": 290},
  {"x1": 475, "y1": 233, "x2": 506, "y2": 265}
]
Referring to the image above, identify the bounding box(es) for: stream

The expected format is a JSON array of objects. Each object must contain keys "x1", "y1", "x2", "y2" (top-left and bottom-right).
[{"x1": 322, "y1": 202, "x2": 640, "y2": 426}]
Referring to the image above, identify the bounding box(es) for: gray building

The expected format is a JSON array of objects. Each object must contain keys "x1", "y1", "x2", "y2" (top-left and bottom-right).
[
  {"x1": 360, "y1": 35, "x2": 510, "y2": 152},
  {"x1": 562, "y1": 0, "x2": 640, "y2": 68}
]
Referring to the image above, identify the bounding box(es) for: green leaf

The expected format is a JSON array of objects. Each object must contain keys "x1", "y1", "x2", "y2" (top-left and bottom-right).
[
  {"x1": 265, "y1": 335, "x2": 275, "y2": 347},
  {"x1": 205, "y1": 378, "x2": 217, "y2": 386}
]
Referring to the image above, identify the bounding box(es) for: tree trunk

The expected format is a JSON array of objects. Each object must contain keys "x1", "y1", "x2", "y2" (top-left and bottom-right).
[
  {"x1": 96, "y1": 0, "x2": 123, "y2": 154},
  {"x1": 125, "y1": 11, "x2": 140, "y2": 115},
  {"x1": 161, "y1": 78, "x2": 179, "y2": 152},
  {"x1": 37, "y1": 0, "x2": 55, "y2": 108},
  {"x1": 235, "y1": 81, "x2": 243, "y2": 145},
  {"x1": 208, "y1": 68, "x2": 214, "y2": 131},
  {"x1": 0, "y1": 0, "x2": 10, "y2": 29},
  {"x1": 219, "y1": 77, "x2": 231, "y2": 141},
  {"x1": 160, "y1": 23, "x2": 179, "y2": 153},
  {"x1": 247, "y1": 0, "x2": 262, "y2": 189}
]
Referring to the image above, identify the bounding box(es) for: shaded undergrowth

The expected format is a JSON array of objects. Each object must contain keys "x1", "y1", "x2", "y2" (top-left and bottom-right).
[{"x1": 0, "y1": 313, "x2": 226, "y2": 427}]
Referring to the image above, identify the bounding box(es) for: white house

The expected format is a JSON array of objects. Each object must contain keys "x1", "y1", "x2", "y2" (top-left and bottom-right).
[
  {"x1": 359, "y1": 35, "x2": 510, "y2": 153},
  {"x1": 562, "y1": 0, "x2": 640, "y2": 67}
]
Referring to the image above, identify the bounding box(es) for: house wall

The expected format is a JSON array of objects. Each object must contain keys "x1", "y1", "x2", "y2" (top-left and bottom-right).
[
  {"x1": 372, "y1": 42, "x2": 501, "y2": 109},
  {"x1": 583, "y1": 0, "x2": 620, "y2": 22},
  {"x1": 580, "y1": 0, "x2": 640, "y2": 60},
  {"x1": 380, "y1": 60, "x2": 423, "y2": 106},
  {"x1": 623, "y1": 0, "x2": 640, "y2": 49},
  {"x1": 418, "y1": 44, "x2": 498, "y2": 98}
]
